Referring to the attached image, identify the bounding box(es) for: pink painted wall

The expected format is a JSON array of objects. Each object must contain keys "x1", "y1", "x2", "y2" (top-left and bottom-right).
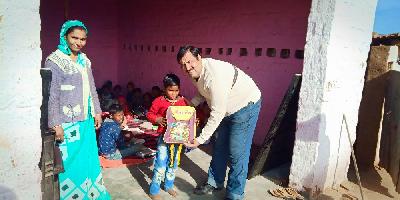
[
  {"x1": 40, "y1": 0, "x2": 119, "y2": 87},
  {"x1": 40, "y1": 0, "x2": 311, "y2": 145},
  {"x1": 117, "y1": 0, "x2": 311, "y2": 145}
]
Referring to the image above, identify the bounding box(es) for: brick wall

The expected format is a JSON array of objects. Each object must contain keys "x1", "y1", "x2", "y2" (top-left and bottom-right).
[{"x1": 117, "y1": 0, "x2": 311, "y2": 144}]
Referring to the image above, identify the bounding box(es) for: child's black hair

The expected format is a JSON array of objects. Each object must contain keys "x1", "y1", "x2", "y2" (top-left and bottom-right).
[
  {"x1": 109, "y1": 104, "x2": 123, "y2": 115},
  {"x1": 151, "y1": 85, "x2": 161, "y2": 91},
  {"x1": 163, "y1": 73, "x2": 180, "y2": 88},
  {"x1": 113, "y1": 84, "x2": 122, "y2": 90}
]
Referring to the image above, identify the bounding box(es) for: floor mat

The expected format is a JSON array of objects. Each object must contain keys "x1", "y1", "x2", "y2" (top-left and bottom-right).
[{"x1": 99, "y1": 155, "x2": 153, "y2": 168}]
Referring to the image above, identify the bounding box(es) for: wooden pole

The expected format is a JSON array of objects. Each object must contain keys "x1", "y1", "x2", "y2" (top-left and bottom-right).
[{"x1": 343, "y1": 115, "x2": 365, "y2": 200}]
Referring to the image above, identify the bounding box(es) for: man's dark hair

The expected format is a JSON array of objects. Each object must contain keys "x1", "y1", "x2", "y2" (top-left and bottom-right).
[
  {"x1": 109, "y1": 104, "x2": 123, "y2": 115},
  {"x1": 163, "y1": 73, "x2": 180, "y2": 88},
  {"x1": 176, "y1": 45, "x2": 201, "y2": 63}
]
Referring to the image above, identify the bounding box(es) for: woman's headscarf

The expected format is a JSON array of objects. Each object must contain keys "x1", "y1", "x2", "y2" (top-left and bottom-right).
[{"x1": 57, "y1": 20, "x2": 88, "y2": 67}]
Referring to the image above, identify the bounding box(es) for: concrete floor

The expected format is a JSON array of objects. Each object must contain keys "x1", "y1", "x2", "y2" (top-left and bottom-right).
[
  {"x1": 102, "y1": 147, "x2": 400, "y2": 200},
  {"x1": 102, "y1": 147, "x2": 282, "y2": 200}
]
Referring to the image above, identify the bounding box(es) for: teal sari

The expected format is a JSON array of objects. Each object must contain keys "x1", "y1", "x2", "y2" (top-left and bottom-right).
[
  {"x1": 56, "y1": 20, "x2": 110, "y2": 199},
  {"x1": 58, "y1": 97, "x2": 111, "y2": 200}
]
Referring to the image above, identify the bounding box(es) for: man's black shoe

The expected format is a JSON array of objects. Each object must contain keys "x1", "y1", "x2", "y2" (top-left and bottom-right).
[{"x1": 193, "y1": 183, "x2": 222, "y2": 195}]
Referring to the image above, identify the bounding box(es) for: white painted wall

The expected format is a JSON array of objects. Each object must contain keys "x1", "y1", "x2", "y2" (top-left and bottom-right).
[
  {"x1": 388, "y1": 46, "x2": 400, "y2": 69},
  {"x1": 289, "y1": 0, "x2": 378, "y2": 194},
  {"x1": 0, "y1": 0, "x2": 42, "y2": 199}
]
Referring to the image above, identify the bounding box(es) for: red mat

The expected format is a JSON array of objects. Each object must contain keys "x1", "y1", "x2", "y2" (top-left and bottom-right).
[{"x1": 99, "y1": 155, "x2": 153, "y2": 168}]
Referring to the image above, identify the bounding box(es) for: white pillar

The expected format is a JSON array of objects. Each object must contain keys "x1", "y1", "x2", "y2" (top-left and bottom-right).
[
  {"x1": 289, "y1": 0, "x2": 378, "y2": 194},
  {"x1": 0, "y1": 0, "x2": 42, "y2": 199}
]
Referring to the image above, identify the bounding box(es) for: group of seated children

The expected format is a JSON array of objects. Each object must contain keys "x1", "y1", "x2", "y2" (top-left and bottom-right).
[{"x1": 98, "y1": 80, "x2": 162, "y2": 118}]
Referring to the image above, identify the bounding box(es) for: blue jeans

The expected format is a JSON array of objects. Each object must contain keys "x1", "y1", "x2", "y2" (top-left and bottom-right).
[
  {"x1": 104, "y1": 144, "x2": 141, "y2": 160},
  {"x1": 207, "y1": 99, "x2": 261, "y2": 200},
  {"x1": 149, "y1": 137, "x2": 180, "y2": 195}
]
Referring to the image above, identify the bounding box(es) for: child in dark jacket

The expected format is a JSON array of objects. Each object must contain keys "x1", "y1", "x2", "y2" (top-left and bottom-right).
[
  {"x1": 99, "y1": 104, "x2": 142, "y2": 160},
  {"x1": 146, "y1": 74, "x2": 189, "y2": 200}
]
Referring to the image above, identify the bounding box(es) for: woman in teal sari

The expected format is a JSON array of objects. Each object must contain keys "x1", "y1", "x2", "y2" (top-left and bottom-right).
[{"x1": 46, "y1": 20, "x2": 111, "y2": 199}]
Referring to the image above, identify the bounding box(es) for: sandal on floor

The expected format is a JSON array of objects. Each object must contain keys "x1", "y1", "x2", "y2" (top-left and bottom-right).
[
  {"x1": 268, "y1": 187, "x2": 304, "y2": 199},
  {"x1": 285, "y1": 188, "x2": 304, "y2": 200},
  {"x1": 268, "y1": 188, "x2": 286, "y2": 198}
]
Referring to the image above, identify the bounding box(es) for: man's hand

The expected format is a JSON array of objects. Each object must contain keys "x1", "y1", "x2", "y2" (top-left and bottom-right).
[
  {"x1": 53, "y1": 125, "x2": 64, "y2": 142},
  {"x1": 95, "y1": 114, "x2": 102, "y2": 129},
  {"x1": 184, "y1": 138, "x2": 200, "y2": 149},
  {"x1": 155, "y1": 117, "x2": 167, "y2": 127}
]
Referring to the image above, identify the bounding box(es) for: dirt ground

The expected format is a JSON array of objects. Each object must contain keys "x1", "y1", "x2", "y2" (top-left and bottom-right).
[{"x1": 315, "y1": 165, "x2": 400, "y2": 200}]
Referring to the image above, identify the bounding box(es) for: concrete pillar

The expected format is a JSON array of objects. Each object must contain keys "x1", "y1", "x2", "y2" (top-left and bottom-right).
[
  {"x1": 289, "y1": 0, "x2": 378, "y2": 195},
  {"x1": 0, "y1": 0, "x2": 42, "y2": 199}
]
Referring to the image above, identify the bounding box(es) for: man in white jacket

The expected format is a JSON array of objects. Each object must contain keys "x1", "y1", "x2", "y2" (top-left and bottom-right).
[{"x1": 179, "y1": 45, "x2": 262, "y2": 200}]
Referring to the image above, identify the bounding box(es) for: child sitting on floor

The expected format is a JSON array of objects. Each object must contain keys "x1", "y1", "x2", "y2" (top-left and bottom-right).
[
  {"x1": 99, "y1": 104, "x2": 144, "y2": 160},
  {"x1": 146, "y1": 74, "x2": 190, "y2": 200}
]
